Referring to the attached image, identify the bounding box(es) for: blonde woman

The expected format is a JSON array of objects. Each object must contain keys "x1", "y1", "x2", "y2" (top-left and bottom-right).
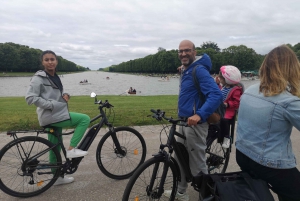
[{"x1": 236, "y1": 45, "x2": 300, "y2": 201}]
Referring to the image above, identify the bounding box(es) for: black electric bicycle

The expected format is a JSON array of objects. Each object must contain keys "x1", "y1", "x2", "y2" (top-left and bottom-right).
[
  {"x1": 122, "y1": 109, "x2": 233, "y2": 201},
  {"x1": 0, "y1": 92, "x2": 147, "y2": 198}
]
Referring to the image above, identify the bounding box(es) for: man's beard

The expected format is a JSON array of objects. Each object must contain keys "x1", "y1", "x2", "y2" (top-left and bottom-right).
[{"x1": 181, "y1": 58, "x2": 194, "y2": 67}]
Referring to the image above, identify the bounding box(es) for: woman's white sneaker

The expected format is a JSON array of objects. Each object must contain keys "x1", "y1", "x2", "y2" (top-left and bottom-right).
[
  {"x1": 54, "y1": 176, "x2": 74, "y2": 186},
  {"x1": 66, "y1": 148, "x2": 88, "y2": 158}
]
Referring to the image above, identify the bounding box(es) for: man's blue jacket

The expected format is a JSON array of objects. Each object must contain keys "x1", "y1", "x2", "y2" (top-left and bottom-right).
[{"x1": 178, "y1": 54, "x2": 223, "y2": 122}]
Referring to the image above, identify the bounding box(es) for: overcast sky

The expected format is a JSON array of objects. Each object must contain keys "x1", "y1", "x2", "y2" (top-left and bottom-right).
[{"x1": 1, "y1": 0, "x2": 299, "y2": 70}]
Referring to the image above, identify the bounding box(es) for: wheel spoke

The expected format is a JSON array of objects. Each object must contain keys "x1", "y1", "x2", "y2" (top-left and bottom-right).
[
  {"x1": 96, "y1": 127, "x2": 146, "y2": 179},
  {"x1": 123, "y1": 158, "x2": 177, "y2": 201},
  {"x1": 206, "y1": 136, "x2": 230, "y2": 174},
  {"x1": 0, "y1": 136, "x2": 61, "y2": 198}
]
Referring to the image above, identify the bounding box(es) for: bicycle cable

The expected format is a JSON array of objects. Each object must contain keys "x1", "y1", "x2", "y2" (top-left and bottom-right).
[
  {"x1": 159, "y1": 122, "x2": 171, "y2": 145},
  {"x1": 104, "y1": 107, "x2": 115, "y2": 125}
]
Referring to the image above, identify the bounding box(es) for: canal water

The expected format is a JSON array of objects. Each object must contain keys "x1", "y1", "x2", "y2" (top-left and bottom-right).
[{"x1": 0, "y1": 71, "x2": 259, "y2": 97}]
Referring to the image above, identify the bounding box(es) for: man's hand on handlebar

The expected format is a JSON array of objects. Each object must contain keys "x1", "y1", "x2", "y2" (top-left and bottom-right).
[{"x1": 187, "y1": 114, "x2": 201, "y2": 126}]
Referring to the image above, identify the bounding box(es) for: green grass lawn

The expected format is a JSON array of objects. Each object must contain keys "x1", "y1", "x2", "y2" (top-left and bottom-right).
[{"x1": 0, "y1": 95, "x2": 178, "y2": 132}]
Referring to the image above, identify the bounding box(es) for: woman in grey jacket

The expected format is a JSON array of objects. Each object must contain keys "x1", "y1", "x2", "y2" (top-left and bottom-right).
[
  {"x1": 26, "y1": 50, "x2": 90, "y2": 186},
  {"x1": 236, "y1": 45, "x2": 300, "y2": 201}
]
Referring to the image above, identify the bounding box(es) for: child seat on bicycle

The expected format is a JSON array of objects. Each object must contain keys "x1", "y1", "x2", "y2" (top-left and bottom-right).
[{"x1": 217, "y1": 65, "x2": 243, "y2": 149}]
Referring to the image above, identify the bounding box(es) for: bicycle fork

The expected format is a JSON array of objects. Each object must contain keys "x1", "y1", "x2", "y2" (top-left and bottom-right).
[
  {"x1": 109, "y1": 128, "x2": 126, "y2": 156},
  {"x1": 147, "y1": 153, "x2": 170, "y2": 199}
]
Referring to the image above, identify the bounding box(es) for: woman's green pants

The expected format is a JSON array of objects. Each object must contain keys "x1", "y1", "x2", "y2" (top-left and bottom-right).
[{"x1": 48, "y1": 112, "x2": 90, "y2": 164}]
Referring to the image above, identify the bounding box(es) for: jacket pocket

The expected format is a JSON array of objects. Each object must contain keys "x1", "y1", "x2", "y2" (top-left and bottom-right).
[{"x1": 51, "y1": 101, "x2": 69, "y2": 121}]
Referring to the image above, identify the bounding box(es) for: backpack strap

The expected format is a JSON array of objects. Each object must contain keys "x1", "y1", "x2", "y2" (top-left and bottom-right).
[{"x1": 192, "y1": 65, "x2": 206, "y2": 107}]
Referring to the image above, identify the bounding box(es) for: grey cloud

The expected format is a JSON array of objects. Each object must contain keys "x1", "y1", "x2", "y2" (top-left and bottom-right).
[{"x1": 1, "y1": 0, "x2": 300, "y2": 70}]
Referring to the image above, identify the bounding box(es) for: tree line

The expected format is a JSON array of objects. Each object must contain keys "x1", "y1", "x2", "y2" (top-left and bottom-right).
[
  {"x1": 0, "y1": 42, "x2": 90, "y2": 72},
  {"x1": 104, "y1": 42, "x2": 300, "y2": 74}
]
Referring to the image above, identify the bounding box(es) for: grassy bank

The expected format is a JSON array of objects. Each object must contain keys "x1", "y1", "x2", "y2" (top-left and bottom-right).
[{"x1": 0, "y1": 95, "x2": 178, "y2": 132}]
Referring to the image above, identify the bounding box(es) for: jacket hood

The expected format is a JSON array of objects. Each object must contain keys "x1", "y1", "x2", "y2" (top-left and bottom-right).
[
  {"x1": 34, "y1": 70, "x2": 47, "y2": 77},
  {"x1": 190, "y1": 53, "x2": 212, "y2": 71}
]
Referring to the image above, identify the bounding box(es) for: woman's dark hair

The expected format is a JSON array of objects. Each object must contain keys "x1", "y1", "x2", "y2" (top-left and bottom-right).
[{"x1": 40, "y1": 50, "x2": 57, "y2": 61}]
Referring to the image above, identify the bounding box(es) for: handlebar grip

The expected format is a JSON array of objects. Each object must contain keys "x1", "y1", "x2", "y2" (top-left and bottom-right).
[
  {"x1": 182, "y1": 122, "x2": 189, "y2": 127},
  {"x1": 150, "y1": 109, "x2": 157, "y2": 113}
]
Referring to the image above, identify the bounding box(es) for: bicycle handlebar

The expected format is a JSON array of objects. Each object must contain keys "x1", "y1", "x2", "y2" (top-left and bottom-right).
[
  {"x1": 150, "y1": 109, "x2": 188, "y2": 126},
  {"x1": 95, "y1": 100, "x2": 114, "y2": 109}
]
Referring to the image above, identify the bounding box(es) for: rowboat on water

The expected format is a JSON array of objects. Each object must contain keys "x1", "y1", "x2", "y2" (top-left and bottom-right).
[
  {"x1": 79, "y1": 80, "x2": 91, "y2": 85},
  {"x1": 125, "y1": 89, "x2": 137, "y2": 95},
  {"x1": 79, "y1": 82, "x2": 91, "y2": 85},
  {"x1": 158, "y1": 77, "x2": 170, "y2": 82}
]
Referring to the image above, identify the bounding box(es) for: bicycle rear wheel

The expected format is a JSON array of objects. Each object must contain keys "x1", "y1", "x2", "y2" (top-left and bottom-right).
[
  {"x1": 206, "y1": 136, "x2": 230, "y2": 174},
  {"x1": 96, "y1": 126, "x2": 146, "y2": 180},
  {"x1": 0, "y1": 136, "x2": 62, "y2": 198},
  {"x1": 122, "y1": 157, "x2": 178, "y2": 201}
]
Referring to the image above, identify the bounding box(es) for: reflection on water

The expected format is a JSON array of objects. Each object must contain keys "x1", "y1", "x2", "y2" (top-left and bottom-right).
[{"x1": 0, "y1": 71, "x2": 259, "y2": 97}]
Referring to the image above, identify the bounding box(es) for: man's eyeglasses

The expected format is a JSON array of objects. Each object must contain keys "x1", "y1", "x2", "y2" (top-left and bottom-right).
[{"x1": 178, "y1": 49, "x2": 194, "y2": 54}]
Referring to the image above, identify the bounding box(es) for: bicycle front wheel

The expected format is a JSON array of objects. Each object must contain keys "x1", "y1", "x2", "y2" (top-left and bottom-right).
[
  {"x1": 96, "y1": 126, "x2": 146, "y2": 180},
  {"x1": 0, "y1": 136, "x2": 62, "y2": 198},
  {"x1": 206, "y1": 137, "x2": 230, "y2": 174},
  {"x1": 122, "y1": 157, "x2": 178, "y2": 201}
]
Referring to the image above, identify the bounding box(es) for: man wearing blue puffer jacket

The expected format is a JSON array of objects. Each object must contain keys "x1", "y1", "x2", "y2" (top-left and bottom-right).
[{"x1": 164, "y1": 40, "x2": 223, "y2": 201}]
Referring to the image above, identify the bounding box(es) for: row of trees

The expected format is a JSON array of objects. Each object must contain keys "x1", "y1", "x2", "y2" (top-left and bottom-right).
[
  {"x1": 2, "y1": 41, "x2": 299, "y2": 73},
  {"x1": 0, "y1": 42, "x2": 90, "y2": 72},
  {"x1": 104, "y1": 42, "x2": 300, "y2": 74}
]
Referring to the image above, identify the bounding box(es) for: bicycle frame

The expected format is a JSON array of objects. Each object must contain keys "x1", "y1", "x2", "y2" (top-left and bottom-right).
[
  {"x1": 7, "y1": 99, "x2": 126, "y2": 176},
  {"x1": 0, "y1": 95, "x2": 148, "y2": 198},
  {"x1": 77, "y1": 108, "x2": 123, "y2": 154},
  {"x1": 122, "y1": 109, "x2": 233, "y2": 201},
  {"x1": 64, "y1": 105, "x2": 125, "y2": 172},
  {"x1": 147, "y1": 109, "x2": 233, "y2": 196},
  {"x1": 148, "y1": 121, "x2": 193, "y2": 197}
]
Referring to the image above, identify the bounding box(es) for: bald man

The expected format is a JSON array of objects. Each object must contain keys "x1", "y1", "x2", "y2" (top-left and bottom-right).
[{"x1": 164, "y1": 40, "x2": 223, "y2": 201}]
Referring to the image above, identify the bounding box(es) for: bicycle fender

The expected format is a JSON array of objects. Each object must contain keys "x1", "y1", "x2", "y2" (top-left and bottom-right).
[
  {"x1": 152, "y1": 152, "x2": 166, "y2": 159},
  {"x1": 170, "y1": 157, "x2": 181, "y2": 182}
]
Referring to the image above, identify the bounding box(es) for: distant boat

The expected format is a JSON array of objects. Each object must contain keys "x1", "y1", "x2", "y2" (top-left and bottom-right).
[
  {"x1": 79, "y1": 82, "x2": 91, "y2": 85},
  {"x1": 158, "y1": 79, "x2": 170, "y2": 82},
  {"x1": 125, "y1": 89, "x2": 137, "y2": 95},
  {"x1": 158, "y1": 77, "x2": 170, "y2": 82}
]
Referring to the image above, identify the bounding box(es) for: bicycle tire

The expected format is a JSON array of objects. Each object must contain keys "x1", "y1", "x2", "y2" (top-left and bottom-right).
[
  {"x1": 96, "y1": 126, "x2": 146, "y2": 180},
  {"x1": 0, "y1": 136, "x2": 62, "y2": 198},
  {"x1": 122, "y1": 157, "x2": 178, "y2": 201},
  {"x1": 206, "y1": 137, "x2": 230, "y2": 174}
]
